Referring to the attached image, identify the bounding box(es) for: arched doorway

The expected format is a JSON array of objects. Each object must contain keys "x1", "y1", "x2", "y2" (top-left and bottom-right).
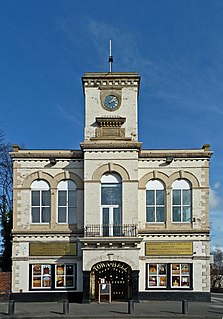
[{"x1": 90, "y1": 260, "x2": 132, "y2": 301}]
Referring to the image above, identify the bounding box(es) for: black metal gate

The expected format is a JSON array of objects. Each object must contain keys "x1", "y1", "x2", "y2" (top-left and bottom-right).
[{"x1": 90, "y1": 261, "x2": 132, "y2": 301}]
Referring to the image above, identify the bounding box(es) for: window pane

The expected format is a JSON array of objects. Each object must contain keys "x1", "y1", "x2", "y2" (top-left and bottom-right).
[
  {"x1": 32, "y1": 191, "x2": 40, "y2": 206},
  {"x1": 101, "y1": 184, "x2": 121, "y2": 205},
  {"x1": 173, "y1": 207, "x2": 181, "y2": 222},
  {"x1": 183, "y1": 207, "x2": 191, "y2": 222},
  {"x1": 156, "y1": 207, "x2": 165, "y2": 222},
  {"x1": 172, "y1": 264, "x2": 180, "y2": 274},
  {"x1": 114, "y1": 207, "x2": 121, "y2": 224},
  {"x1": 58, "y1": 207, "x2": 66, "y2": 223},
  {"x1": 183, "y1": 190, "x2": 191, "y2": 205},
  {"x1": 181, "y1": 264, "x2": 190, "y2": 275},
  {"x1": 66, "y1": 276, "x2": 74, "y2": 287},
  {"x1": 156, "y1": 190, "x2": 164, "y2": 205},
  {"x1": 146, "y1": 190, "x2": 154, "y2": 205},
  {"x1": 173, "y1": 190, "x2": 181, "y2": 205},
  {"x1": 146, "y1": 207, "x2": 155, "y2": 222},
  {"x1": 149, "y1": 276, "x2": 157, "y2": 286},
  {"x1": 42, "y1": 190, "x2": 50, "y2": 206},
  {"x1": 57, "y1": 265, "x2": 64, "y2": 275},
  {"x1": 56, "y1": 276, "x2": 64, "y2": 287},
  {"x1": 43, "y1": 276, "x2": 51, "y2": 287},
  {"x1": 58, "y1": 191, "x2": 66, "y2": 206},
  {"x1": 158, "y1": 264, "x2": 166, "y2": 275},
  {"x1": 68, "y1": 207, "x2": 76, "y2": 224},
  {"x1": 172, "y1": 276, "x2": 180, "y2": 287},
  {"x1": 33, "y1": 264, "x2": 41, "y2": 275},
  {"x1": 149, "y1": 264, "x2": 157, "y2": 275},
  {"x1": 32, "y1": 207, "x2": 40, "y2": 223},
  {"x1": 33, "y1": 276, "x2": 41, "y2": 287},
  {"x1": 66, "y1": 265, "x2": 74, "y2": 275},
  {"x1": 42, "y1": 207, "x2": 50, "y2": 223},
  {"x1": 68, "y1": 190, "x2": 76, "y2": 206},
  {"x1": 102, "y1": 208, "x2": 109, "y2": 225}
]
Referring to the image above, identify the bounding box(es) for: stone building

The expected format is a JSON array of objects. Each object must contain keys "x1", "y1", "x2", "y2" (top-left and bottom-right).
[{"x1": 10, "y1": 72, "x2": 212, "y2": 302}]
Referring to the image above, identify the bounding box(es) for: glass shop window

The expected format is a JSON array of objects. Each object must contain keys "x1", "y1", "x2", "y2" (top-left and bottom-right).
[
  {"x1": 148, "y1": 264, "x2": 167, "y2": 288},
  {"x1": 55, "y1": 264, "x2": 75, "y2": 288},
  {"x1": 171, "y1": 263, "x2": 190, "y2": 288},
  {"x1": 32, "y1": 264, "x2": 51, "y2": 289}
]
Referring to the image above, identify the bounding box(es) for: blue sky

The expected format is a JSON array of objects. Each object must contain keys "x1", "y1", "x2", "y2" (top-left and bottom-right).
[{"x1": 1, "y1": 0, "x2": 222, "y2": 249}]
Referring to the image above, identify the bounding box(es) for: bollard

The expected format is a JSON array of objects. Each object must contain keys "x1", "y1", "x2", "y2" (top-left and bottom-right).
[
  {"x1": 128, "y1": 299, "x2": 134, "y2": 314},
  {"x1": 182, "y1": 300, "x2": 188, "y2": 314},
  {"x1": 8, "y1": 299, "x2": 15, "y2": 316},
  {"x1": 63, "y1": 299, "x2": 69, "y2": 315}
]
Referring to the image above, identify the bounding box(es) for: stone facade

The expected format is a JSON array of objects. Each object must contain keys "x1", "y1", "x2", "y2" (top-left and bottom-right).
[{"x1": 10, "y1": 72, "x2": 212, "y2": 302}]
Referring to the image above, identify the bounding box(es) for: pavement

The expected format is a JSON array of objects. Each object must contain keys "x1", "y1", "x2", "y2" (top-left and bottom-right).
[{"x1": 0, "y1": 293, "x2": 222, "y2": 319}]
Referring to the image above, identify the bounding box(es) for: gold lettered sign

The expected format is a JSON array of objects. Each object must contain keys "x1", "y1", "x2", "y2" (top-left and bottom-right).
[
  {"x1": 29, "y1": 242, "x2": 77, "y2": 256},
  {"x1": 145, "y1": 241, "x2": 193, "y2": 256}
]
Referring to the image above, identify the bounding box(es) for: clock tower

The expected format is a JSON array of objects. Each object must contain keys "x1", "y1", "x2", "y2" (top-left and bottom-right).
[{"x1": 82, "y1": 72, "x2": 140, "y2": 142}]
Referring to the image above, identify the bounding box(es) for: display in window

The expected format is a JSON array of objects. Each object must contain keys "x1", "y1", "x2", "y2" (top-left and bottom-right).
[
  {"x1": 33, "y1": 264, "x2": 41, "y2": 275},
  {"x1": 171, "y1": 264, "x2": 190, "y2": 288},
  {"x1": 149, "y1": 276, "x2": 157, "y2": 286},
  {"x1": 57, "y1": 265, "x2": 64, "y2": 275},
  {"x1": 158, "y1": 276, "x2": 166, "y2": 286},
  {"x1": 66, "y1": 277, "x2": 74, "y2": 287},
  {"x1": 181, "y1": 264, "x2": 189, "y2": 275},
  {"x1": 149, "y1": 264, "x2": 157, "y2": 275},
  {"x1": 158, "y1": 264, "x2": 166, "y2": 275},
  {"x1": 181, "y1": 276, "x2": 190, "y2": 287},
  {"x1": 172, "y1": 264, "x2": 180, "y2": 275},
  {"x1": 148, "y1": 264, "x2": 167, "y2": 288},
  {"x1": 43, "y1": 265, "x2": 51, "y2": 275},
  {"x1": 43, "y1": 276, "x2": 51, "y2": 287},
  {"x1": 32, "y1": 264, "x2": 51, "y2": 289},
  {"x1": 172, "y1": 276, "x2": 180, "y2": 286},
  {"x1": 56, "y1": 276, "x2": 64, "y2": 287},
  {"x1": 33, "y1": 277, "x2": 41, "y2": 287}
]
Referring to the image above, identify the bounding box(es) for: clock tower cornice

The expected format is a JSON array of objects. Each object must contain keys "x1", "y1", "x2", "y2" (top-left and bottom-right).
[{"x1": 82, "y1": 72, "x2": 140, "y2": 89}]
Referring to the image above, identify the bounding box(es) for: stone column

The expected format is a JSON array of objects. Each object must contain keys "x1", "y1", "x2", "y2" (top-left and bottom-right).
[
  {"x1": 132, "y1": 270, "x2": 139, "y2": 302},
  {"x1": 82, "y1": 271, "x2": 90, "y2": 304}
]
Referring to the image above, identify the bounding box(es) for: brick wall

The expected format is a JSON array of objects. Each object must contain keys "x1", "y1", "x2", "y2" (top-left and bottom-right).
[{"x1": 0, "y1": 272, "x2": 11, "y2": 297}]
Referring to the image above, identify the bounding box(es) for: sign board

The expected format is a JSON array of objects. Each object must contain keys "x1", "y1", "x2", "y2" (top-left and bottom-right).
[
  {"x1": 145, "y1": 241, "x2": 193, "y2": 256},
  {"x1": 29, "y1": 242, "x2": 77, "y2": 256},
  {"x1": 98, "y1": 283, "x2": 111, "y2": 303}
]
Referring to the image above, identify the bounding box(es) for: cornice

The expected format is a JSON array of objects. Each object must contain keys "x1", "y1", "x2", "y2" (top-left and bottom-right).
[
  {"x1": 82, "y1": 72, "x2": 140, "y2": 88},
  {"x1": 138, "y1": 229, "x2": 210, "y2": 235},
  {"x1": 80, "y1": 141, "x2": 142, "y2": 151},
  {"x1": 10, "y1": 150, "x2": 83, "y2": 160},
  {"x1": 140, "y1": 150, "x2": 213, "y2": 159}
]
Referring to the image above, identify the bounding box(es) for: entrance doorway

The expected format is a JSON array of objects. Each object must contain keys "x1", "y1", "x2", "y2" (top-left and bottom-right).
[{"x1": 90, "y1": 261, "x2": 132, "y2": 301}]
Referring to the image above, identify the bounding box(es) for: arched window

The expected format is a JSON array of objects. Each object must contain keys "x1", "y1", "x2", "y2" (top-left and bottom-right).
[
  {"x1": 31, "y1": 180, "x2": 50, "y2": 223},
  {"x1": 101, "y1": 173, "x2": 122, "y2": 236},
  {"x1": 57, "y1": 180, "x2": 77, "y2": 224},
  {"x1": 172, "y1": 179, "x2": 191, "y2": 223},
  {"x1": 146, "y1": 180, "x2": 165, "y2": 223}
]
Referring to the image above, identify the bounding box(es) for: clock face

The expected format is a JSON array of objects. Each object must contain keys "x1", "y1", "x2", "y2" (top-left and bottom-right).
[{"x1": 103, "y1": 95, "x2": 119, "y2": 111}]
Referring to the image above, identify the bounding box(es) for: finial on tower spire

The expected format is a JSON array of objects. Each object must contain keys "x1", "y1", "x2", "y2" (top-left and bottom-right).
[{"x1": 108, "y1": 39, "x2": 113, "y2": 72}]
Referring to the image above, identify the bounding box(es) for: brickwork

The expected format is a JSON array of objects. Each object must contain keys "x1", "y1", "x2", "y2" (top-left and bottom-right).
[{"x1": 0, "y1": 272, "x2": 11, "y2": 298}]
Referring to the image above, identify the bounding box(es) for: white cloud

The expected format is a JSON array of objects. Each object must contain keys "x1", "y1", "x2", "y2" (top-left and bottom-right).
[
  {"x1": 209, "y1": 188, "x2": 223, "y2": 211},
  {"x1": 56, "y1": 104, "x2": 82, "y2": 127}
]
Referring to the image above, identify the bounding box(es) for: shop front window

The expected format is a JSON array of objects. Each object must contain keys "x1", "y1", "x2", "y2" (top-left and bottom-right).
[
  {"x1": 147, "y1": 263, "x2": 191, "y2": 289},
  {"x1": 31, "y1": 263, "x2": 76, "y2": 290},
  {"x1": 148, "y1": 264, "x2": 167, "y2": 287},
  {"x1": 32, "y1": 264, "x2": 51, "y2": 289},
  {"x1": 171, "y1": 263, "x2": 190, "y2": 288},
  {"x1": 55, "y1": 264, "x2": 75, "y2": 288}
]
